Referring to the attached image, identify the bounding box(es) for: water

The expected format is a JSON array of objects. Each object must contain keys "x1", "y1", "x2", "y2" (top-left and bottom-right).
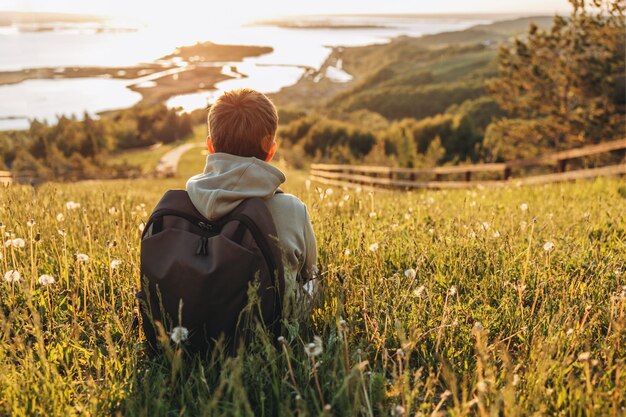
[{"x1": 0, "y1": 17, "x2": 488, "y2": 130}]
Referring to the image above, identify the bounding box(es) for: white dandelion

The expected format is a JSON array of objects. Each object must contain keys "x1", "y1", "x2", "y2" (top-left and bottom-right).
[
  {"x1": 76, "y1": 253, "x2": 89, "y2": 262},
  {"x1": 448, "y1": 286, "x2": 457, "y2": 296},
  {"x1": 369, "y1": 211, "x2": 377, "y2": 218},
  {"x1": 325, "y1": 188, "x2": 334, "y2": 196},
  {"x1": 26, "y1": 219, "x2": 35, "y2": 228},
  {"x1": 520, "y1": 203, "x2": 529, "y2": 211},
  {"x1": 56, "y1": 213, "x2": 64, "y2": 222},
  {"x1": 577, "y1": 352, "x2": 591, "y2": 361},
  {"x1": 492, "y1": 231, "x2": 501, "y2": 238},
  {"x1": 108, "y1": 207, "x2": 118, "y2": 215},
  {"x1": 304, "y1": 336, "x2": 323, "y2": 358},
  {"x1": 476, "y1": 380, "x2": 488, "y2": 393},
  {"x1": 413, "y1": 285, "x2": 426, "y2": 298},
  {"x1": 480, "y1": 222, "x2": 490, "y2": 231},
  {"x1": 543, "y1": 241, "x2": 555, "y2": 252},
  {"x1": 65, "y1": 201, "x2": 81, "y2": 210},
  {"x1": 38, "y1": 274, "x2": 55, "y2": 286},
  {"x1": 110, "y1": 259, "x2": 122, "y2": 270},
  {"x1": 170, "y1": 326, "x2": 189, "y2": 344},
  {"x1": 4, "y1": 270, "x2": 20, "y2": 283},
  {"x1": 6, "y1": 238, "x2": 25, "y2": 248},
  {"x1": 139, "y1": 223, "x2": 145, "y2": 232},
  {"x1": 368, "y1": 243, "x2": 379, "y2": 252},
  {"x1": 404, "y1": 213, "x2": 411, "y2": 220},
  {"x1": 344, "y1": 249, "x2": 351, "y2": 256},
  {"x1": 404, "y1": 268, "x2": 416, "y2": 279}
]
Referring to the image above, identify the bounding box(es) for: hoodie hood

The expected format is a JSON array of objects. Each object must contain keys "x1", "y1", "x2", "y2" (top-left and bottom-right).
[{"x1": 186, "y1": 152, "x2": 286, "y2": 220}]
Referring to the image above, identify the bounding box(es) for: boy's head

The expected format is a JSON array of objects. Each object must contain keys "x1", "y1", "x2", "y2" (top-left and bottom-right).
[{"x1": 206, "y1": 88, "x2": 278, "y2": 161}]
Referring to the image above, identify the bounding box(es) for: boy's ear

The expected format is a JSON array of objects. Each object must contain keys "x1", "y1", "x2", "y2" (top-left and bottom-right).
[
  {"x1": 206, "y1": 136, "x2": 216, "y2": 154},
  {"x1": 264, "y1": 141, "x2": 277, "y2": 162}
]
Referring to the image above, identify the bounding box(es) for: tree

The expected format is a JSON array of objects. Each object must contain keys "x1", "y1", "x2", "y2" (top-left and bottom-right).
[{"x1": 486, "y1": 0, "x2": 625, "y2": 158}]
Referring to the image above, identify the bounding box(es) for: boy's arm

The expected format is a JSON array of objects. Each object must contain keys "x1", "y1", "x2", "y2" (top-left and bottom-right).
[{"x1": 300, "y1": 205, "x2": 318, "y2": 283}]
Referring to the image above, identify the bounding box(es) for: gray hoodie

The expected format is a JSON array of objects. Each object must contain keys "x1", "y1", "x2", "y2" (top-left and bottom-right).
[{"x1": 186, "y1": 153, "x2": 318, "y2": 305}]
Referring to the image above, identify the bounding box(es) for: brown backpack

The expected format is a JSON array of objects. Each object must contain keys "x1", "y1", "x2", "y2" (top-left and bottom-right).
[{"x1": 137, "y1": 189, "x2": 285, "y2": 356}]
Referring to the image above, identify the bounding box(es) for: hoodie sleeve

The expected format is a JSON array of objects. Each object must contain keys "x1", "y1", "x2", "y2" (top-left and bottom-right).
[{"x1": 300, "y1": 205, "x2": 318, "y2": 283}]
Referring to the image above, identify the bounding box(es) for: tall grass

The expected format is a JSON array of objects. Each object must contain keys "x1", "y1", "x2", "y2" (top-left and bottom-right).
[{"x1": 1, "y1": 177, "x2": 624, "y2": 416}]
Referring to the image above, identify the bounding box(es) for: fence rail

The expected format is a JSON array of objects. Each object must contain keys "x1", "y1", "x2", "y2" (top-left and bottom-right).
[{"x1": 310, "y1": 138, "x2": 626, "y2": 190}]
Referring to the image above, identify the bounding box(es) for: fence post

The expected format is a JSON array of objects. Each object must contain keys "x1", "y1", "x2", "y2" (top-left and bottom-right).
[
  {"x1": 465, "y1": 171, "x2": 472, "y2": 182},
  {"x1": 504, "y1": 167, "x2": 511, "y2": 180}
]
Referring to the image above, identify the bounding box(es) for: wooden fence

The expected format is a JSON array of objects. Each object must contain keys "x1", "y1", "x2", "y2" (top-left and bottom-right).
[
  {"x1": 310, "y1": 138, "x2": 626, "y2": 190},
  {"x1": 0, "y1": 170, "x2": 40, "y2": 186}
]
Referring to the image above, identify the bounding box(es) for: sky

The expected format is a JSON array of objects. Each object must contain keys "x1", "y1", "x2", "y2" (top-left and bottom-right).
[{"x1": 1, "y1": 0, "x2": 573, "y2": 23}]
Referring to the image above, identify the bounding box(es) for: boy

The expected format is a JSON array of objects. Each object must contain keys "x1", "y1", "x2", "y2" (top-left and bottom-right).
[{"x1": 185, "y1": 88, "x2": 318, "y2": 316}]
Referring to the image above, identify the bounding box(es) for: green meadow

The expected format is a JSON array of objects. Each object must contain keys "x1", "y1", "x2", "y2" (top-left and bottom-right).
[{"x1": 1, "y1": 167, "x2": 624, "y2": 416}]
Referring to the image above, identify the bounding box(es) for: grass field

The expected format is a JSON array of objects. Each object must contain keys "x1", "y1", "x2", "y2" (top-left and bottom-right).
[{"x1": 1, "y1": 174, "x2": 625, "y2": 416}]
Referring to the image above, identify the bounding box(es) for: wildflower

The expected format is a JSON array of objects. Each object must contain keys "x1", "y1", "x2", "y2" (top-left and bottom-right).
[
  {"x1": 577, "y1": 352, "x2": 591, "y2": 361},
  {"x1": 468, "y1": 231, "x2": 477, "y2": 239},
  {"x1": 452, "y1": 319, "x2": 459, "y2": 326},
  {"x1": 472, "y1": 321, "x2": 484, "y2": 332},
  {"x1": 56, "y1": 213, "x2": 64, "y2": 222},
  {"x1": 170, "y1": 326, "x2": 189, "y2": 344},
  {"x1": 38, "y1": 274, "x2": 55, "y2": 286},
  {"x1": 566, "y1": 328, "x2": 574, "y2": 336},
  {"x1": 396, "y1": 348, "x2": 403, "y2": 357},
  {"x1": 476, "y1": 380, "x2": 488, "y2": 393},
  {"x1": 325, "y1": 188, "x2": 333, "y2": 196},
  {"x1": 323, "y1": 404, "x2": 332, "y2": 412},
  {"x1": 5, "y1": 238, "x2": 25, "y2": 248},
  {"x1": 110, "y1": 259, "x2": 122, "y2": 270},
  {"x1": 343, "y1": 194, "x2": 350, "y2": 201},
  {"x1": 304, "y1": 335, "x2": 323, "y2": 358},
  {"x1": 139, "y1": 223, "x2": 145, "y2": 232},
  {"x1": 512, "y1": 374, "x2": 520, "y2": 386},
  {"x1": 305, "y1": 179, "x2": 311, "y2": 190},
  {"x1": 428, "y1": 228, "x2": 435, "y2": 235},
  {"x1": 520, "y1": 203, "x2": 529, "y2": 211},
  {"x1": 26, "y1": 219, "x2": 35, "y2": 228},
  {"x1": 4, "y1": 270, "x2": 20, "y2": 283},
  {"x1": 404, "y1": 213, "x2": 410, "y2": 220},
  {"x1": 76, "y1": 253, "x2": 89, "y2": 262},
  {"x1": 344, "y1": 249, "x2": 351, "y2": 256},
  {"x1": 426, "y1": 197, "x2": 435, "y2": 204},
  {"x1": 543, "y1": 241, "x2": 555, "y2": 252},
  {"x1": 108, "y1": 207, "x2": 118, "y2": 215},
  {"x1": 546, "y1": 388, "x2": 554, "y2": 395},
  {"x1": 65, "y1": 201, "x2": 81, "y2": 210},
  {"x1": 391, "y1": 405, "x2": 405, "y2": 416},
  {"x1": 492, "y1": 230, "x2": 501, "y2": 238},
  {"x1": 339, "y1": 318, "x2": 346, "y2": 327},
  {"x1": 277, "y1": 336, "x2": 286, "y2": 344},
  {"x1": 369, "y1": 211, "x2": 377, "y2": 218},
  {"x1": 413, "y1": 285, "x2": 426, "y2": 298},
  {"x1": 368, "y1": 243, "x2": 379, "y2": 252},
  {"x1": 404, "y1": 268, "x2": 416, "y2": 279},
  {"x1": 448, "y1": 286, "x2": 457, "y2": 296}
]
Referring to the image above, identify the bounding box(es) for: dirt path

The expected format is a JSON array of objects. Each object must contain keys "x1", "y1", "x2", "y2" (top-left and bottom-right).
[{"x1": 155, "y1": 142, "x2": 204, "y2": 177}]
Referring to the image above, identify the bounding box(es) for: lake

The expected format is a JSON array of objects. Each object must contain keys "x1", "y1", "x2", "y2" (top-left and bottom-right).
[{"x1": 0, "y1": 17, "x2": 489, "y2": 130}]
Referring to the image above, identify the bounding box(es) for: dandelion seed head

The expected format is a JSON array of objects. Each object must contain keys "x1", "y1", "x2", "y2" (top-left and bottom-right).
[
  {"x1": 26, "y1": 219, "x2": 35, "y2": 228},
  {"x1": 4, "y1": 270, "x2": 20, "y2": 283},
  {"x1": 428, "y1": 228, "x2": 435, "y2": 235},
  {"x1": 577, "y1": 352, "x2": 591, "y2": 361},
  {"x1": 304, "y1": 336, "x2": 323, "y2": 358},
  {"x1": 76, "y1": 253, "x2": 89, "y2": 262},
  {"x1": 404, "y1": 268, "x2": 416, "y2": 279},
  {"x1": 110, "y1": 259, "x2": 122, "y2": 270},
  {"x1": 344, "y1": 249, "x2": 351, "y2": 256},
  {"x1": 476, "y1": 380, "x2": 488, "y2": 393},
  {"x1": 325, "y1": 188, "x2": 334, "y2": 196},
  {"x1": 56, "y1": 213, "x2": 64, "y2": 222},
  {"x1": 139, "y1": 223, "x2": 145, "y2": 232},
  {"x1": 520, "y1": 203, "x2": 529, "y2": 211},
  {"x1": 368, "y1": 243, "x2": 379, "y2": 252},
  {"x1": 413, "y1": 285, "x2": 426, "y2": 298},
  {"x1": 448, "y1": 286, "x2": 457, "y2": 296},
  {"x1": 543, "y1": 241, "x2": 555, "y2": 252},
  {"x1": 566, "y1": 328, "x2": 574, "y2": 336},
  {"x1": 108, "y1": 207, "x2": 118, "y2": 215},
  {"x1": 38, "y1": 274, "x2": 55, "y2": 286},
  {"x1": 391, "y1": 405, "x2": 405, "y2": 416},
  {"x1": 65, "y1": 201, "x2": 81, "y2": 210},
  {"x1": 369, "y1": 211, "x2": 377, "y2": 218},
  {"x1": 480, "y1": 222, "x2": 490, "y2": 231},
  {"x1": 277, "y1": 336, "x2": 286, "y2": 344},
  {"x1": 473, "y1": 321, "x2": 484, "y2": 332},
  {"x1": 492, "y1": 231, "x2": 501, "y2": 238},
  {"x1": 170, "y1": 326, "x2": 189, "y2": 344},
  {"x1": 512, "y1": 374, "x2": 520, "y2": 386}
]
